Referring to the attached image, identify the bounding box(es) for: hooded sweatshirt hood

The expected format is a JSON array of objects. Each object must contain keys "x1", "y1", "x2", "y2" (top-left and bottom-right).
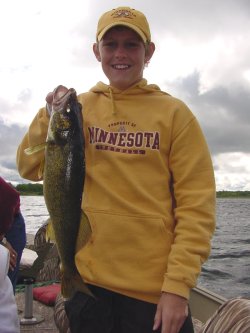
[
  {"x1": 89, "y1": 79, "x2": 169, "y2": 115},
  {"x1": 90, "y1": 78, "x2": 165, "y2": 95}
]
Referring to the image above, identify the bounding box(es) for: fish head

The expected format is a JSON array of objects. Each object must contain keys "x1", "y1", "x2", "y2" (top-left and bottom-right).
[{"x1": 47, "y1": 87, "x2": 83, "y2": 145}]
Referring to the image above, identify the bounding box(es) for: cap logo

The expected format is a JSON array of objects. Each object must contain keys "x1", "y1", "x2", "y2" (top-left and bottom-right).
[{"x1": 111, "y1": 9, "x2": 136, "y2": 20}]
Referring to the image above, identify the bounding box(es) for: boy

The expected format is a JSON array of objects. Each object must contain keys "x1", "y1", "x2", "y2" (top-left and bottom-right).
[{"x1": 16, "y1": 7, "x2": 215, "y2": 333}]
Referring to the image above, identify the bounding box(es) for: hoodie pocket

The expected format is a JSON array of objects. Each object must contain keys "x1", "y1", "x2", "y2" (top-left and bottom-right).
[{"x1": 76, "y1": 210, "x2": 174, "y2": 291}]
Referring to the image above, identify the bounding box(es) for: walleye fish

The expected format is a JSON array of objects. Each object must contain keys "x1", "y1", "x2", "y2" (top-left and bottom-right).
[{"x1": 43, "y1": 86, "x2": 92, "y2": 298}]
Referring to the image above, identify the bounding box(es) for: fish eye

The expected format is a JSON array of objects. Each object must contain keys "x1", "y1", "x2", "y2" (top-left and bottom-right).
[{"x1": 66, "y1": 106, "x2": 71, "y2": 113}]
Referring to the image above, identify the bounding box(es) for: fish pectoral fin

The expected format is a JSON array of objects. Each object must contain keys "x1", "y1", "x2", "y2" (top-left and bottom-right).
[
  {"x1": 24, "y1": 142, "x2": 47, "y2": 155},
  {"x1": 75, "y1": 211, "x2": 92, "y2": 252},
  {"x1": 45, "y1": 218, "x2": 56, "y2": 242},
  {"x1": 38, "y1": 158, "x2": 45, "y2": 179}
]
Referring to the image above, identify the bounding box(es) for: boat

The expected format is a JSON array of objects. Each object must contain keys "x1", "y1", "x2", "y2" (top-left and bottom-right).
[{"x1": 16, "y1": 226, "x2": 250, "y2": 333}]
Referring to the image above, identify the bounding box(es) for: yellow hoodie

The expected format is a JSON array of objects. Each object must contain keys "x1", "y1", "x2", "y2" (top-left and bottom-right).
[{"x1": 16, "y1": 79, "x2": 215, "y2": 304}]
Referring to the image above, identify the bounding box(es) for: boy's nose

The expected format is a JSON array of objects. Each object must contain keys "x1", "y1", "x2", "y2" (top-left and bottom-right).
[{"x1": 114, "y1": 46, "x2": 127, "y2": 58}]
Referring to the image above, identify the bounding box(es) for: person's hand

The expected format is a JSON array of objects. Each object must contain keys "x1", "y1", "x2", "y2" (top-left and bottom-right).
[
  {"x1": 153, "y1": 292, "x2": 188, "y2": 333},
  {"x1": 5, "y1": 241, "x2": 17, "y2": 271},
  {"x1": 45, "y1": 85, "x2": 69, "y2": 115}
]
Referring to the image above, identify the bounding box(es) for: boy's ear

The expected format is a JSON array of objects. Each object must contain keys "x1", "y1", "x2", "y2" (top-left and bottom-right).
[
  {"x1": 93, "y1": 43, "x2": 101, "y2": 62},
  {"x1": 145, "y1": 42, "x2": 155, "y2": 63}
]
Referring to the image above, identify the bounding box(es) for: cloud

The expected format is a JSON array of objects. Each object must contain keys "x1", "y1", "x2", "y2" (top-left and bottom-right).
[
  {"x1": 214, "y1": 153, "x2": 250, "y2": 191},
  {"x1": 0, "y1": 119, "x2": 27, "y2": 182},
  {"x1": 163, "y1": 72, "x2": 250, "y2": 156},
  {"x1": 0, "y1": 88, "x2": 34, "y2": 126}
]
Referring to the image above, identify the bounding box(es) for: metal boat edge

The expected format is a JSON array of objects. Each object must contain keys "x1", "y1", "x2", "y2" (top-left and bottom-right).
[{"x1": 190, "y1": 286, "x2": 227, "y2": 323}]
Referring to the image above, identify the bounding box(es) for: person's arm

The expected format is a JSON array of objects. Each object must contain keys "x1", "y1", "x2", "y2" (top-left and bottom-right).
[
  {"x1": 164, "y1": 117, "x2": 215, "y2": 295},
  {"x1": 16, "y1": 107, "x2": 50, "y2": 181},
  {"x1": 154, "y1": 106, "x2": 216, "y2": 333},
  {"x1": 0, "y1": 178, "x2": 20, "y2": 235},
  {"x1": 0, "y1": 245, "x2": 20, "y2": 332}
]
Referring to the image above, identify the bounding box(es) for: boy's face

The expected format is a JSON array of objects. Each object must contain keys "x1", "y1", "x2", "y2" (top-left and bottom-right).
[{"x1": 93, "y1": 27, "x2": 155, "y2": 90}]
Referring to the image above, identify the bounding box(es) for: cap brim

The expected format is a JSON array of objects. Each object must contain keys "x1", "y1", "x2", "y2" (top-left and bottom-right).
[{"x1": 97, "y1": 22, "x2": 147, "y2": 43}]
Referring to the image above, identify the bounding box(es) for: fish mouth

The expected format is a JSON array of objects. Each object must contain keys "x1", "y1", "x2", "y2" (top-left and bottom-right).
[
  {"x1": 52, "y1": 87, "x2": 77, "y2": 108},
  {"x1": 52, "y1": 86, "x2": 76, "y2": 112}
]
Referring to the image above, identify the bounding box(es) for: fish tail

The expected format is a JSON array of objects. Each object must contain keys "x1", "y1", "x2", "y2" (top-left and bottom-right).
[{"x1": 61, "y1": 272, "x2": 94, "y2": 299}]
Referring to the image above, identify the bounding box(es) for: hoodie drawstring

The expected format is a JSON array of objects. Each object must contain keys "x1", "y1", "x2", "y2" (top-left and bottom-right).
[{"x1": 108, "y1": 87, "x2": 117, "y2": 115}]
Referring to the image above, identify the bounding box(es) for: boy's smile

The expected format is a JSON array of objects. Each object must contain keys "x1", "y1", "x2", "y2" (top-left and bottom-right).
[{"x1": 93, "y1": 27, "x2": 155, "y2": 91}]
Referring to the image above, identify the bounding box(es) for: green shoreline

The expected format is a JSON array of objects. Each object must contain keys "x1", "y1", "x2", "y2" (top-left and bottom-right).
[
  {"x1": 13, "y1": 183, "x2": 250, "y2": 198},
  {"x1": 216, "y1": 191, "x2": 250, "y2": 198}
]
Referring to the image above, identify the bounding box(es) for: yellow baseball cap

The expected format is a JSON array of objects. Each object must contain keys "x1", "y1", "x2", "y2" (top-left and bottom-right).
[{"x1": 96, "y1": 7, "x2": 151, "y2": 43}]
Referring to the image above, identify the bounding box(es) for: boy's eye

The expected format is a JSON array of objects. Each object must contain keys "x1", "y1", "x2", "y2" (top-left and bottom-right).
[
  {"x1": 103, "y1": 41, "x2": 117, "y2": 48},
  {"x1": 125, "y1": 42, "x2": 139, "y2": 48},
  {"x1": 102, "y1": 41, "x2": 141, "y2": 49}
]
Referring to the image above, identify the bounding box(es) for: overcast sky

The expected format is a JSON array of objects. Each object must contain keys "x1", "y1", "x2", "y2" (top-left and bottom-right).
[{"x1": 0, "y1": 0, "x2": 249, "y2": 190}]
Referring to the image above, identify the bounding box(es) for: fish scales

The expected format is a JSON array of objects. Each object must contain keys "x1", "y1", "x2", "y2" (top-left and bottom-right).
[{"x1": 43, "y1": 87, "x2": 92, "y2": 298}]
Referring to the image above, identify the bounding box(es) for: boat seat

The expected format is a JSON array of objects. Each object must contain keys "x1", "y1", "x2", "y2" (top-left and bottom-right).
[
  {"x1": 54, "y1": 293, "x2": 71, "y2": 333},
  {"x1": 18, "y1": 221, "x2": 60, "y2": 283},
  {"x1": 33, "y1": 221, "x2": 60, "y2": 282},
  {"x1": 201, "y1": 297, "x2": 250, "y2": 333}
]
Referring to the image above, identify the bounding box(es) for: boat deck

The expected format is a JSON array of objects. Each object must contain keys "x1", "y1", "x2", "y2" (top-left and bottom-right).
[{"x1": 16, "y1": 292, "x2": 59, "y2": 333}]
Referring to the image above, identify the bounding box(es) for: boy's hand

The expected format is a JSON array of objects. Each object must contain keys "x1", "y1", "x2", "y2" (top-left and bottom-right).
[
  {"x1": 153, "y1": 292, "x2": 188, "y2": 333},
  {"x1": 45, "y1": 85, "x2": 69, "y2": 115}
]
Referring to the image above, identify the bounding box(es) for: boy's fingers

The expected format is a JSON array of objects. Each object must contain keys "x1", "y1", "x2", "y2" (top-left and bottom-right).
[{"x1": 153, "y1": 307, "x2": 162, "y2": 330}]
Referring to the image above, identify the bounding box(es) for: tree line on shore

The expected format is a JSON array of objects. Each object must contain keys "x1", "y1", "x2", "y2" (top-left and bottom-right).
[
  {"x1": 15, "y1": 183, "x2": 43, "y2": 195},
  {"x1": 13, "y1": 183, "x2": 250, "y2": 198}
]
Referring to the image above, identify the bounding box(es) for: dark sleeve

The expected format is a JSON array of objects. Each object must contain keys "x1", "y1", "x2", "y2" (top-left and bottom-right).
[{"x1": 0, "y1": 177, "x2": 20, "y2": 234}]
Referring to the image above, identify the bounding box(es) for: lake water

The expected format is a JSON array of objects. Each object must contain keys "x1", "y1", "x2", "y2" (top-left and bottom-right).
[
  {"x1": 198, "y1": 198, "x2": 250, "y2": 299},
  {"x1": 20, "y1": 196, "x2": 250, "y2": 300}
]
